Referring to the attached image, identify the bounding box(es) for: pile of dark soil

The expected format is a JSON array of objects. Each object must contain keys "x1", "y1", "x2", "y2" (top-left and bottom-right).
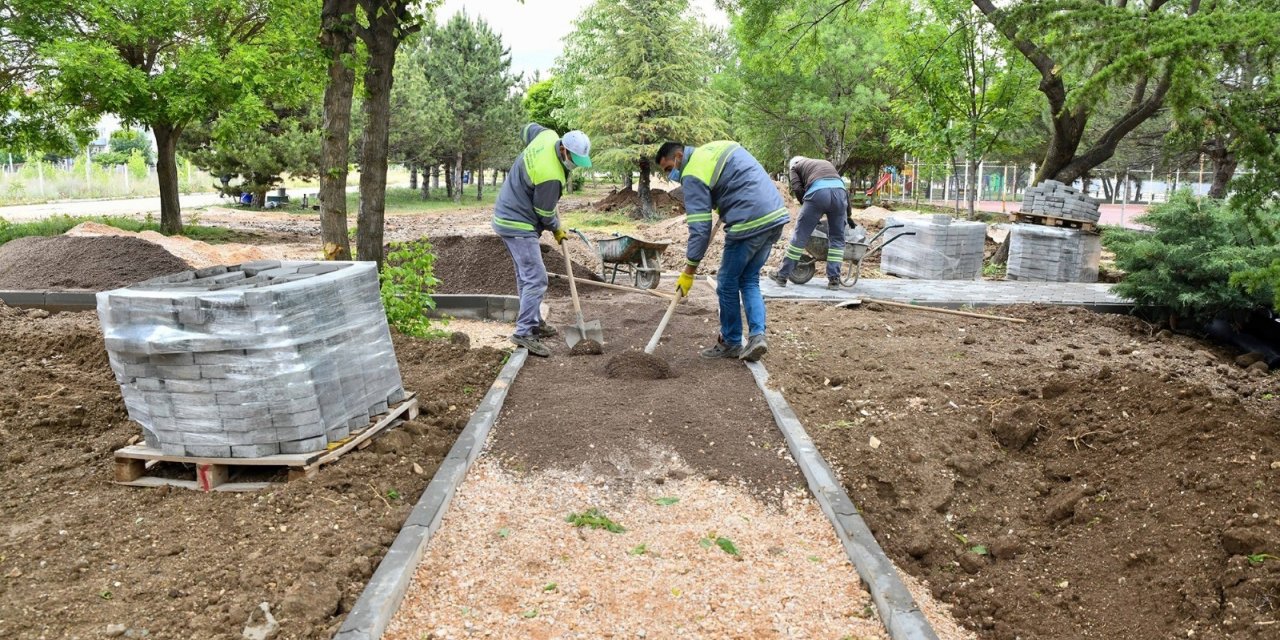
[
  {"x1": 0, "y1": 236, "x2": 191, "y2": 291},
  {"x1": 766, "y1": 302, "x2": 1280, "y2": 639},
  {"x1": 595, "y1": 188, "x2": 684, "y2": 217},
  {"x1": 426, "y1": 234, "x2": 599, "y2": 296},
  {"x1": 568, "y1": 339, "x2": 603, "y2": 356},
  {"x1": 489, "y1": 291, "x2": 801, "y2": 500},
  {"x1": 604, "y1": 350, "x2": 672, "y2": 379},
  {"x1": 0, "y1": 302, "x2": 505, "y2": 639}
]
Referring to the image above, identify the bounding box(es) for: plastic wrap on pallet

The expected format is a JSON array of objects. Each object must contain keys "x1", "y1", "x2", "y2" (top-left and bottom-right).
[
  {"x1": 1006, "y1": 224, "x2": 1102, "y2": 283},
  {"x1": 96, "y1": 261, "x2": 405, "y2": 458},
  {"x1": 879, "y1": 214, "x2": 986, "y2": 280},
  {"x1": 1020, "y1": 179, "x2": 1101, "y2": 223}
]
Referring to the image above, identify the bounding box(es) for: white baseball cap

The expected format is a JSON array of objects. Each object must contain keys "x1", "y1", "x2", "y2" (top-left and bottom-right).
[
  {"x1": 561, "y1": 130, "x2": 592, "y2": 168},
  {"x1": 788, "y1": 156, "x2": 803, "y2": 170}
]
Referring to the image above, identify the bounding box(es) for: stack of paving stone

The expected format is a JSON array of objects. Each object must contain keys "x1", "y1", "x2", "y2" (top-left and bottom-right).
[
  {"x1": 1006, "y1": 225, "x2": 1102, "y2": 283},
  {"x1": 1020, "y1": 180, "x2": 1101, "y2": 223},
  {"x1": 880, "y1": 214, "x2": 986, "y2": 280},
  {"x1": 96, "y1": 260, "x2": 405, "y2": 458}
]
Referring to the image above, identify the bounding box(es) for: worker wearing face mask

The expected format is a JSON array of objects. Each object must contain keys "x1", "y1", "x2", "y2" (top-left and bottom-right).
[{"x1": 492, "y1": 123, "x2": 592, "y2": 357}]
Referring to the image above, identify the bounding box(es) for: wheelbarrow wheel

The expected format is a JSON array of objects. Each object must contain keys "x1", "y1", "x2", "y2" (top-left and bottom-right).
[
  {"x1": 635, "y1": 268, "x2": 661, "y2": 290},
  {"x1": 789, "y1": 259, "x2": 816, "y2": 284}
]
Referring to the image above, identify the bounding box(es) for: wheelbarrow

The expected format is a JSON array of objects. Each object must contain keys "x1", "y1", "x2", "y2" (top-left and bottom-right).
[
  {"x1": 570, "y1": 229, "x2": 670, "y2": 290},
  {"x1": 788, "y1": 223, "x2": 916, "y2": 288}
]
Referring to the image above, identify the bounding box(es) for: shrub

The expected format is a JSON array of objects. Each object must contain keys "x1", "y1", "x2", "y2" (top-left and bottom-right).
[
  {"x1": 380, "y1": 239, "x2": 448, "y2": 338},
  {"x1": 1104, "y1": 191, "x2": 1279, "y2": 325}
]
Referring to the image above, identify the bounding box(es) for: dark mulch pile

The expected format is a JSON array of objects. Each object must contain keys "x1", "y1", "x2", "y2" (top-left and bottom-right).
[
  {"x1": 0, "y1": 236, "x2": 190, "y2": 291},
  {"x1": 427, "y1": 234, "x2": 599, "y2": 296}
]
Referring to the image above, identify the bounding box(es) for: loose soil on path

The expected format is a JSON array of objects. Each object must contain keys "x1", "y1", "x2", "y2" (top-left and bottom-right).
[
  {"x1": 0, "y1": 303, "x2": 505, "y2": 639},
  {"x1": 0, "y1": 236, "x2": 190, "y2": 290},
  {"x1": 765, "y1": 302, "x2": 1280, "y2": 639}
]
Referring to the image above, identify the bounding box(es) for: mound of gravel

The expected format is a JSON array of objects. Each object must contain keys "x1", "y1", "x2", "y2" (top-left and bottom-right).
[{"x1": 0, "y1": 235, "x2": 191, "y2": 291}]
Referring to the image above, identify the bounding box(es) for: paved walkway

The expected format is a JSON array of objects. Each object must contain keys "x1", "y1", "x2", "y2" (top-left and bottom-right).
[{"x1": 762, "y1": 277, "x2": 1131, "y2": 311}]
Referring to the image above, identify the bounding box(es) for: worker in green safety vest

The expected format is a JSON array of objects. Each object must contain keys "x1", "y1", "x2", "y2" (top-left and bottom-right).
[
  {"x1": 492, "y1": 123, "x2": 592, "y2": 357},
  {"x1": 655, "y1": 140, "x2": 789, "y2": 362}
]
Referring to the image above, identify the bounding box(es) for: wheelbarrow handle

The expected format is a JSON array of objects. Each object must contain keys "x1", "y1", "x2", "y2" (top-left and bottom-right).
[{"x1": 568, "y1": 227, "x2": 594, "y2": 251}]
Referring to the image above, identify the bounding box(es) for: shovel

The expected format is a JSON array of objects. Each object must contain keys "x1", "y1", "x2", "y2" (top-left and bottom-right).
[
  {"x1": 560, "y1": 240, "x2": 604, "y2": 348},
  {"x1": 644, "y1": 219, "x2": 721, "y2": 354}
]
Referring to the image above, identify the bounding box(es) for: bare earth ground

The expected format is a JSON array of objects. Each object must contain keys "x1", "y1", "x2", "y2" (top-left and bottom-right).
[
  {"x1": 0, "y1": 304, "x2": 505, "y2": 639},
  {"x1": 764, "y1": 302, "x2": 1280, "y2": 639}
]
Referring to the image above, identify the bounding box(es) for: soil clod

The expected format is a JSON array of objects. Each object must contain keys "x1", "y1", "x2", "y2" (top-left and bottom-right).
[
  {"x1": 605, "y1": 350, "x2": 673, "y2": 380},
  {"x1": 569, "y1": 339, "x2": 603, "y2": 356}
]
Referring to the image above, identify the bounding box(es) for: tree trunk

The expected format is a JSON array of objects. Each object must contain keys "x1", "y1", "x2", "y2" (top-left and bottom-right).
[
  {"x1": 421, "y1": 166, "x2": 431, "y2": 199},
  {"x1": 251, "y1": 188, "x2": 268, "y2": 208},
  {"x1": 355, "y1": 18, "x2": 397, "y2": 269},
  {"x1": 452, "y1": 152, "x2": 463, "y2": 204},
  {"x1": 475, "y1": 167, "x2": 482, "y2": 201},
  {"x1": 319, "y1": 0, "x2": 356, "y2": 260},
  {"x1": 431, "y1": 164, "x2": 439, "y2": 192},
  {"x1": 491, "y1": 169, "x2": 497, "y2": 186},
  {"x1": 966, "y1": 157, "x2": 979, "y2": 220},
  {"x1": 152, "y1": 123, "x2": 183, "y2": 235},
  {"x1": 1208, "y1": 145, "x2": 1237, "y2": 199},
  {"x1": 444, "y1": 165, "x2": 453, "y2": 199},
  {"x1": 637, "y1": 159, "x2": 656, "y2": 219},
  {"x1": 409, "y1": 164, "x2": 418, "y2": 190}
]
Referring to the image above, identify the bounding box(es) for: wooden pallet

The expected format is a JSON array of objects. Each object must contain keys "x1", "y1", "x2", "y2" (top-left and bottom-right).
[
  {"x1": 1008, "y1": 212, "x2": 1098, "y2": 233},
  {"x1": 113, "y1": 393, "x2": 419, "y2": 492}
]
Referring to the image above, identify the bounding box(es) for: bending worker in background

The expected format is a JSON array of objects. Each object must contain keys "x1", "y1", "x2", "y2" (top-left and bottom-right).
[
  {"x1": 655, "y1": 140, "x2": 789, "y2": 362},
  {"x1": 769, "y1": 155, "x2": 849, "y2": 290},
  {"x1": 492, "y1": 123, "x2": 592, "y2": 357}
]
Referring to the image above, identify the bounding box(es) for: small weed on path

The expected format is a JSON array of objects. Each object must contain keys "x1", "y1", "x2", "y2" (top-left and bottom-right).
[{"x1": 566, "y1": 508, "x2": 625, "y2": 533}]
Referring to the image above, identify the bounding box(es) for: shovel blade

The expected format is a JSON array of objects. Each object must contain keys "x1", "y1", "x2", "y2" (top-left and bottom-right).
[{"x1": 564, "y1": 321, "x2": 604, "y2": 348}]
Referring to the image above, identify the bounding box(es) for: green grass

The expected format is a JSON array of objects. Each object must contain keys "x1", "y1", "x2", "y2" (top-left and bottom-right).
[
  {"x1": 565, "y1": 507, "x2": 625, "y2": 533},
  {"x1": 333, "y1": 187, "x2": 499, "y2": 216},
  {"x1": 0, "y1": 214, "x2": 231, "y2": 246},
  {"x1": 560, "y1": 209, "x2": 639, "y2": 235}
]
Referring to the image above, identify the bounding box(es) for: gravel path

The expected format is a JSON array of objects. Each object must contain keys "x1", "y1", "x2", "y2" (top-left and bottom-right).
[{"x1": 386, "y1": 459, "x2": 889, "y2": 639}]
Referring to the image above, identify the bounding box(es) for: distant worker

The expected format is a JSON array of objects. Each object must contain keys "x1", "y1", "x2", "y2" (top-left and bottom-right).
[
  {"x1": 769, "y1": 156, "x2": 849, "y2": 290},
  {"x1": 655, "y1": 140, "x2": 789, "y2": 362},
  {"x1": 492, "y1": 123, "x2": 592, "y2": 357}
]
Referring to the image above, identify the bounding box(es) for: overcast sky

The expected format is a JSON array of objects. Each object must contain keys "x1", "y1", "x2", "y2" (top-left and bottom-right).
[{"x1": 436, "y1": 0, "x2": 730, "y2": 80}]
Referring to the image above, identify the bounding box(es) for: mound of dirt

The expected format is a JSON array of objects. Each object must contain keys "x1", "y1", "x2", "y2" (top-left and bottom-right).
[
  {"x1": 0, "y1": 235, "x2": 191, "y2": 291},
  {"x1": 604, "y1": 350, "x2": 674, "y2": 380},
  {"x1": 425, "y1": 235, "x2": 599, "y2": 296},
  {"x1": 766, "y1": 302, "x2": 1280, "y2": 639},
  {"x1": 595, "y1": 188, "x2": 684, "y2": 217},
  {"x1": 569, "y1": 339, "x2": 603, "y2": 356},
  {"x1": 65, "y1": 221, "x2": 271, "y2": 268},
  {"x1": 0, "y1": 302, "x2": 506, "y2": 639}
]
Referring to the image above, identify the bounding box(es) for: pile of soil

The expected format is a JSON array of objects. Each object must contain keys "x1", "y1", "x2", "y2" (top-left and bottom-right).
[
  {"x1": 0, "y1": 236, "x2": 191, "y2": 291},
  {"x1": 765, "y1": 302, "x2": 1280, "y2": 639},
  {"x1": 0, "y1": 302, "x2": 505, "y2": 639},
  {"x1": 489, "y1": 291, "x2": 802, "y2": 500},
  {"x1": 595, "y1": 188, "x2": 684, "y2": 217},
  {"x1": 426, "y1": 234, "x2": 599, "y2": 296},
  {"x1": 568, "y1": 339, "x2": 603, "y2": 356},
  {"x1": 604, "y1": 350, "x2": 673, "y2": 379}
]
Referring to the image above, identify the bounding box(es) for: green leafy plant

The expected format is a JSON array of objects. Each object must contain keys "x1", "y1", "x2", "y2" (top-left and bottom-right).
[
  {"x1": 565, "y1": 508, "x2": 625, "y2": 533},
  {"x1": 497, "y1": 527, "x2": 511, "y2": 539},
  {"x1": 699, "y1": 534, "x2": 740, "y2": 557},
  {"x1": 385, "y1": 488, "x2": 401, "y2": 501},
  {"x1": 628, "y1": 543, "x2": 649, "y2": 556},
  {"x1": 653, "y1": 497, "x2": 680, "y2": 506},
  {"x1": 1247, "y1": 553, "x2": 1279, "y2": 565},
  {"x1": 543, "y1": 582, "x2": 557, "y2": 592},
  {"x1": 380, "y1": 239, "x2": 449, "y2": 338},
  {"x1": 1104, "y1": 192, "x2": 1280, "y2": 325}
]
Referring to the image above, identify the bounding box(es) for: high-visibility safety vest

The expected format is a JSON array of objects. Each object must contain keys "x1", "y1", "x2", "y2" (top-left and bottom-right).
[
  {"x1": 524, "y1": 130, "x2": 566, "y2": 188},
  {"x1": 683, "y1": 141, "x2": 740, "y2": 190}
]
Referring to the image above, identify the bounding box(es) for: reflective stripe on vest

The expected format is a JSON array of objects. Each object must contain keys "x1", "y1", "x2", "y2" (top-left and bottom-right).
[
  {"x1": 524, "y1": 130, "x2": 566, "y2": 187},
  {"x1": 732, "y1": 206, "x2": 788, "y2": 233},
  {"x1": 683, "y1": 141, "x2": 740, "y2": 189}
]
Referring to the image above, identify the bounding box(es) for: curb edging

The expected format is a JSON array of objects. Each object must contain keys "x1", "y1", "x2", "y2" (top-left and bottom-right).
[
  {"x1": 746, "y1": 361, "x2": 940, "y2": 640},
  {"x1": 334, "y1": 348, "x2": 528, "y2": 640}
]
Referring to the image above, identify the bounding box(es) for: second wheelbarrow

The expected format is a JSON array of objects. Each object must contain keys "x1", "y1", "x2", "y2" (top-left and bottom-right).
[
  {"x1": 788, "y1": 223, "x2": 916, "y2": 288},
  {"x1": 570, "y1": 229, "x2": 670, "y2": 290}
]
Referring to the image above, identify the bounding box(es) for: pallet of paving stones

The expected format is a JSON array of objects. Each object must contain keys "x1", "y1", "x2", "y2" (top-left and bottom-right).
[
  {"x1": 111, "y1": 393, "x2": 419, "y2": 492},
  {"x1": 1007, "y1": 211, "x2": 1099, "y2": 233}
]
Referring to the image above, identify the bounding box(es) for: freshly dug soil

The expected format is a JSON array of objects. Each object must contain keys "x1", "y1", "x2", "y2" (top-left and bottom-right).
[
  {"x1": 0, "y1": 235, "x2": 190, "y2": 291},
  {"x1": 0, "y1": 302, "x2": 506, "y2": 640},
  {"x1": 489, "y1": 291, "x2": 803, "y2": 500},
  {"x1": 568, "y1": 339, "x2": 603, "y2": 356},
  {"x1": 605, "y1": 349, "x2": 673, "y2": 379},
  {"x1": 425, "y1": 234, "x2": 599, "y2": 296},
  {"x1": 765, "y1": 302, "x2": 1280, "y2": 639},
  {"x1": 595, "y1": 187, "x2": 684, "y2": 217}
]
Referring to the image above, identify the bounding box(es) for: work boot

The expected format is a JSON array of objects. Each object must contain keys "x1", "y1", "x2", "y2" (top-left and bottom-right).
[
  {"x1": 510, "y1": 334, "x2": 551, "y2": 357},
  {"x1": 827, "y1": 278, "x2": 842, "y2": 290},
  {"x1": 766, "y1": 270, "x2": 788, "y2": 287},
  {"x1": 535, "y1": 321, "x2": 558, "y2": 339},
  {"x1": 740, "y1": 334, "x2": 768, "y2": 362},
  {"x1": 700, "y1": 337, "x2": 743, "y2": 360}
]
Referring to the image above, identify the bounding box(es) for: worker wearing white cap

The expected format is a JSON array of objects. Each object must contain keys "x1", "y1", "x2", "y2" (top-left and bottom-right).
[
  {"x1": 492, "y1": 123, "x2": 592, "y2": 357},
  {"x1": 769, "y1": 155, "x2": 849, "y2": 290}
]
